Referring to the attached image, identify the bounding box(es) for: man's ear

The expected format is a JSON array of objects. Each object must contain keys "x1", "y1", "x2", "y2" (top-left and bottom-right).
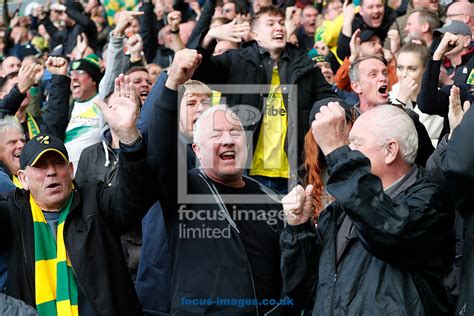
[
  {"x1": 68, "y1": 162, "x2": 74, "y2": 181},
  {"x1": 351, "y1": 81, "x2": 362, "y2": 94},
  {"x1": 463, "y1": 35, "x2": 472, "y2": 48},
  {"x1": 192, "y1": 143, "x2": 201, "y2": 161},
  {"x1": 421, "y1": 22, "x2": 430, "y2": 34},
  {"x1": 17, "y1": 169, "x2": 29, "y2": 190},
  {"x1": 384, "y1": 140, "x2": 399, "y2": 165}
]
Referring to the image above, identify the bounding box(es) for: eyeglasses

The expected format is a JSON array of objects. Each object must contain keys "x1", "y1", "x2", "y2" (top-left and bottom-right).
[{"x1": 446, "y1": 13, "x2": 465, "y2": 18}]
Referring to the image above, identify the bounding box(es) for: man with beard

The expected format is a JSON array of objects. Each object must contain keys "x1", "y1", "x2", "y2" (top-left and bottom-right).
[{"x1": 404, "y1": 9, "x2": 439, "y2": 48}]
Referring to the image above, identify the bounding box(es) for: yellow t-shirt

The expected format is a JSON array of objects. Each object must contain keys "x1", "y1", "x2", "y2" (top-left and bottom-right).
[{"x1": 249, "y1": 66, "x2": 290, "y2": 178}]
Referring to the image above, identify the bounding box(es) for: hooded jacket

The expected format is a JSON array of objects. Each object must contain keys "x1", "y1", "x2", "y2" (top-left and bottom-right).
[{"x1": 147, "y1": 85, "x2": 303, "y2": 315}]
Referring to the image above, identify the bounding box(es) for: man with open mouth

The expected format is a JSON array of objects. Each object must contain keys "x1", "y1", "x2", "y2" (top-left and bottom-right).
[
  {"x1": 349, "y1": 55, "x2": 434, "y2": 166},
  {"x1": 337, "y1": 0, "x2": 397, "y2": 61},
  {"x1": 194, "y1": 5, "x2": 337, "y2": 194}
]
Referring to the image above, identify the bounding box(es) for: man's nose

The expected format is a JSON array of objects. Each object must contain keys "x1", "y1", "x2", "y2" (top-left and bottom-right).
[{"x1": 221, "y1": 132, "x2": 236, "y2": 145}]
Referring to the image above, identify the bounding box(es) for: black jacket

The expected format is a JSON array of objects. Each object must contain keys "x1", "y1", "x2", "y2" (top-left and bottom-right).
[
  {"x1": 417, "y1": 58, "x2": 473, "y2": 140},
  {"x1": 0, "y1": 141, "x2": 152, "y2": 315},
  {"x1": 281, "y1": 146, "x2": 454, "y2": 315},
  {"x1": 336, "y1": 8, "x2": 397, "y2": 60},
  {"x1": 75, "y1": 129, "x2": 119, "y2": 187},
  {"x1": 425, "y1": 105, "x2": 474, "y2": 316},
  {"x1": 148, "y1": 85, "x2": 300, "y2": 315},
  {"x1": 40, "y1": 2, "x2": 98, "y2": 54},
  {"x1": 0, "y1": 74, "x2": 71, "y2": 141},
  {"x1": 194, "y1": 41, "x2": 337, "y2": 173}
]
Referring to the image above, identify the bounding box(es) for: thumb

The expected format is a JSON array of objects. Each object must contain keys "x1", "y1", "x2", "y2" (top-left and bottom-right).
[
  {"x1": 463, "y1": 100, "x2": 471, "y2": 113},
  {"x1": 94, "y1": 99, "x2": 108, "y2": 112},
  {"x1": 305, "y1": 184, "x2": 314, "y2": 201}
]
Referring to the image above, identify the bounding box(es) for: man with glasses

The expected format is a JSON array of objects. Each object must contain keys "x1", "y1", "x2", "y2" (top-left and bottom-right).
[
  {"x1": 281, "y1": 104, "x2": 454, "y2": 315},
  {"x1": 446, "y1": 2, "x2": 474, "y2": 34},
  {"x1": 65, "y1": 54, "x2": 103, "y2": 168}
]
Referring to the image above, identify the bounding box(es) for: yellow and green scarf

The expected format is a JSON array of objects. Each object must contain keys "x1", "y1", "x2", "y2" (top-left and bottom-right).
[
  {"x1": 30, "y1": 193, "x2": 79, "y2": 316},
  {"x1": 26, "y1": 113, "x2": 40, "y2": 140}
]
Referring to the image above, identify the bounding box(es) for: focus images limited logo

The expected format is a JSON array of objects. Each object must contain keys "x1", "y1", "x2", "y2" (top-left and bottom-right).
[
  {"x1": 177, "y1": 205, "x2": 285, "y2": 239},
  {"x1": 176, "y1": 84, "x2": 300, "y2": 205}
]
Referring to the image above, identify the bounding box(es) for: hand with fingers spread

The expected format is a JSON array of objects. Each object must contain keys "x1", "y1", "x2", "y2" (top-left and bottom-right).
[
  {"x1": 206, "y1": 19, "x2": 251, "y2": 43},
  {"x1": 73, "y1": 33, "x2": 89, "y2": 59},
  {"x1": 349, "y1": 29, "x2": 361, "y2": 63},
  {"x1": 282, "y1": 185, "x2": 314, "y2": 226},
  {"x1": 165, "y1": 49, "x2": 202, "y2": 90},
  {"x1": 17, "y1": 63, "x2": 43, "y2": 94},
  {"x1": 45, "y1": 56, "x2": 69, "y2": 76},
  {"x1": 311, "y1": 102, "x2": 349, "y2": 155},
  {"x1": 95, "y1": 74, "x2": 141, "y2": 144},
  {"x1": 448, "y1": 85, "x2": 471, "y2": 139},
  {"x1": 113, "y1": 11, "x2": 144, "y2": 38}
]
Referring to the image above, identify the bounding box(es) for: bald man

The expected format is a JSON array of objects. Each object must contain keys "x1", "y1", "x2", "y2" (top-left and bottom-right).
[{"x1": 446, "y1": 2, "x2": 474, "y2": 33}]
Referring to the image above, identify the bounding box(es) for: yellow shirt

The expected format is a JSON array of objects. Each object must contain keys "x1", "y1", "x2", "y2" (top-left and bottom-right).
[{"x1": 250, "y1": 66, "x2": 290, "y2": 178}]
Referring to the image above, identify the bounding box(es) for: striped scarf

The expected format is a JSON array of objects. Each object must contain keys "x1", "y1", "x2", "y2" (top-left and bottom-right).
[{"x1": 30, "y1": 193, "x2": 79, "y2": 316}]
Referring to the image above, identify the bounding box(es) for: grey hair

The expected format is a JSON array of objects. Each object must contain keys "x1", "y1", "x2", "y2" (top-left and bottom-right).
[
  {"x1": 193, "y1": 104, "x2": 242, "y2": 145},
  {"x1": 0, "y1": 116, "x2": 24, "y2": 135},
  {"x1": 349, "y1": 56, "x2": 387, "y2": 83},
  {"x1": 367, "y1": 105, "x2": 418, "y2": 164}
]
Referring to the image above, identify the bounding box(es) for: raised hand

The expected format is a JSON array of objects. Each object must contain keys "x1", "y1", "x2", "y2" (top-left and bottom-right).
[
  {"x1": 165, "y1": 49, "x2": 202, "y2": 90},
  {"x1": 206, "y1": 19, "x2": 250, "y2": 43},
  {"x1": 342, "y1": 0, "x2": 355, "y2": 37},
  {"x1": 282, "y1": 185, "x2": 314, "y2": 226},
  {"x1": 349, "y1": 29, "x2": 361, "y2": 63},
  {"x1": 314, "y1": 41, "x2": 330, "y2": 56},
  {"x1": 127, "y1": 34, "x2": 144, "y2": 60},
  {"x1": 387, "y1": 29, "x2": 401, "y2": 56},
  {"x1": 311, "y1": 102, "x2": 349, "y2": 156},
  {"x1": 113, "y1": 11, "x2": 144, "y2": 38},
  {"x1": 448, "y1": 85, "x2": 471, "y2": 139},
  {"x1": 167, "y1": 10, "x2": 182, "y2": 32},
  {"x1": 95, "y1": 74, "x2": 141, "y2": 144},
  {"x1": 17, "y1": 63, "x2": 43, "y2": 94},
  {"x1": 433, "y1": 32, "x2": 463, "y2": 61},
  {"x1": 45, "y1": 56, "x2": 69, "y2": 76}
]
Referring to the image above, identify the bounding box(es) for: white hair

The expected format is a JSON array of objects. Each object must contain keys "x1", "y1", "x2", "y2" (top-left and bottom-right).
[
  {"x1": 366, "y1": 105, "x2": 418, "y2": 164},
  {"x1": 0, "y1": 116, "x2": 24, "y2": 135},
  {"x1": 193, "y1": 104, "x2": 243, "y2": 145}
]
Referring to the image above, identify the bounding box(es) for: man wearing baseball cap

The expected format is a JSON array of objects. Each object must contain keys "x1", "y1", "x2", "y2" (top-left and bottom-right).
[
  {"x1": 64, "y1": 54, "x2": 103, "y2": 169},
  {"x1": 0, "y1": 75, "x2": 152, "y2": 315},
  {"x1": 432, "y1": 20, "x2": 473, "y2": 86}
]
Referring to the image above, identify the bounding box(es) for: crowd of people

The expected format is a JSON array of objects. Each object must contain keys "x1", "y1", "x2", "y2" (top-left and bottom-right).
[{"x1": 0, "y1": 0, "x2": 472, "y2": 315}]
